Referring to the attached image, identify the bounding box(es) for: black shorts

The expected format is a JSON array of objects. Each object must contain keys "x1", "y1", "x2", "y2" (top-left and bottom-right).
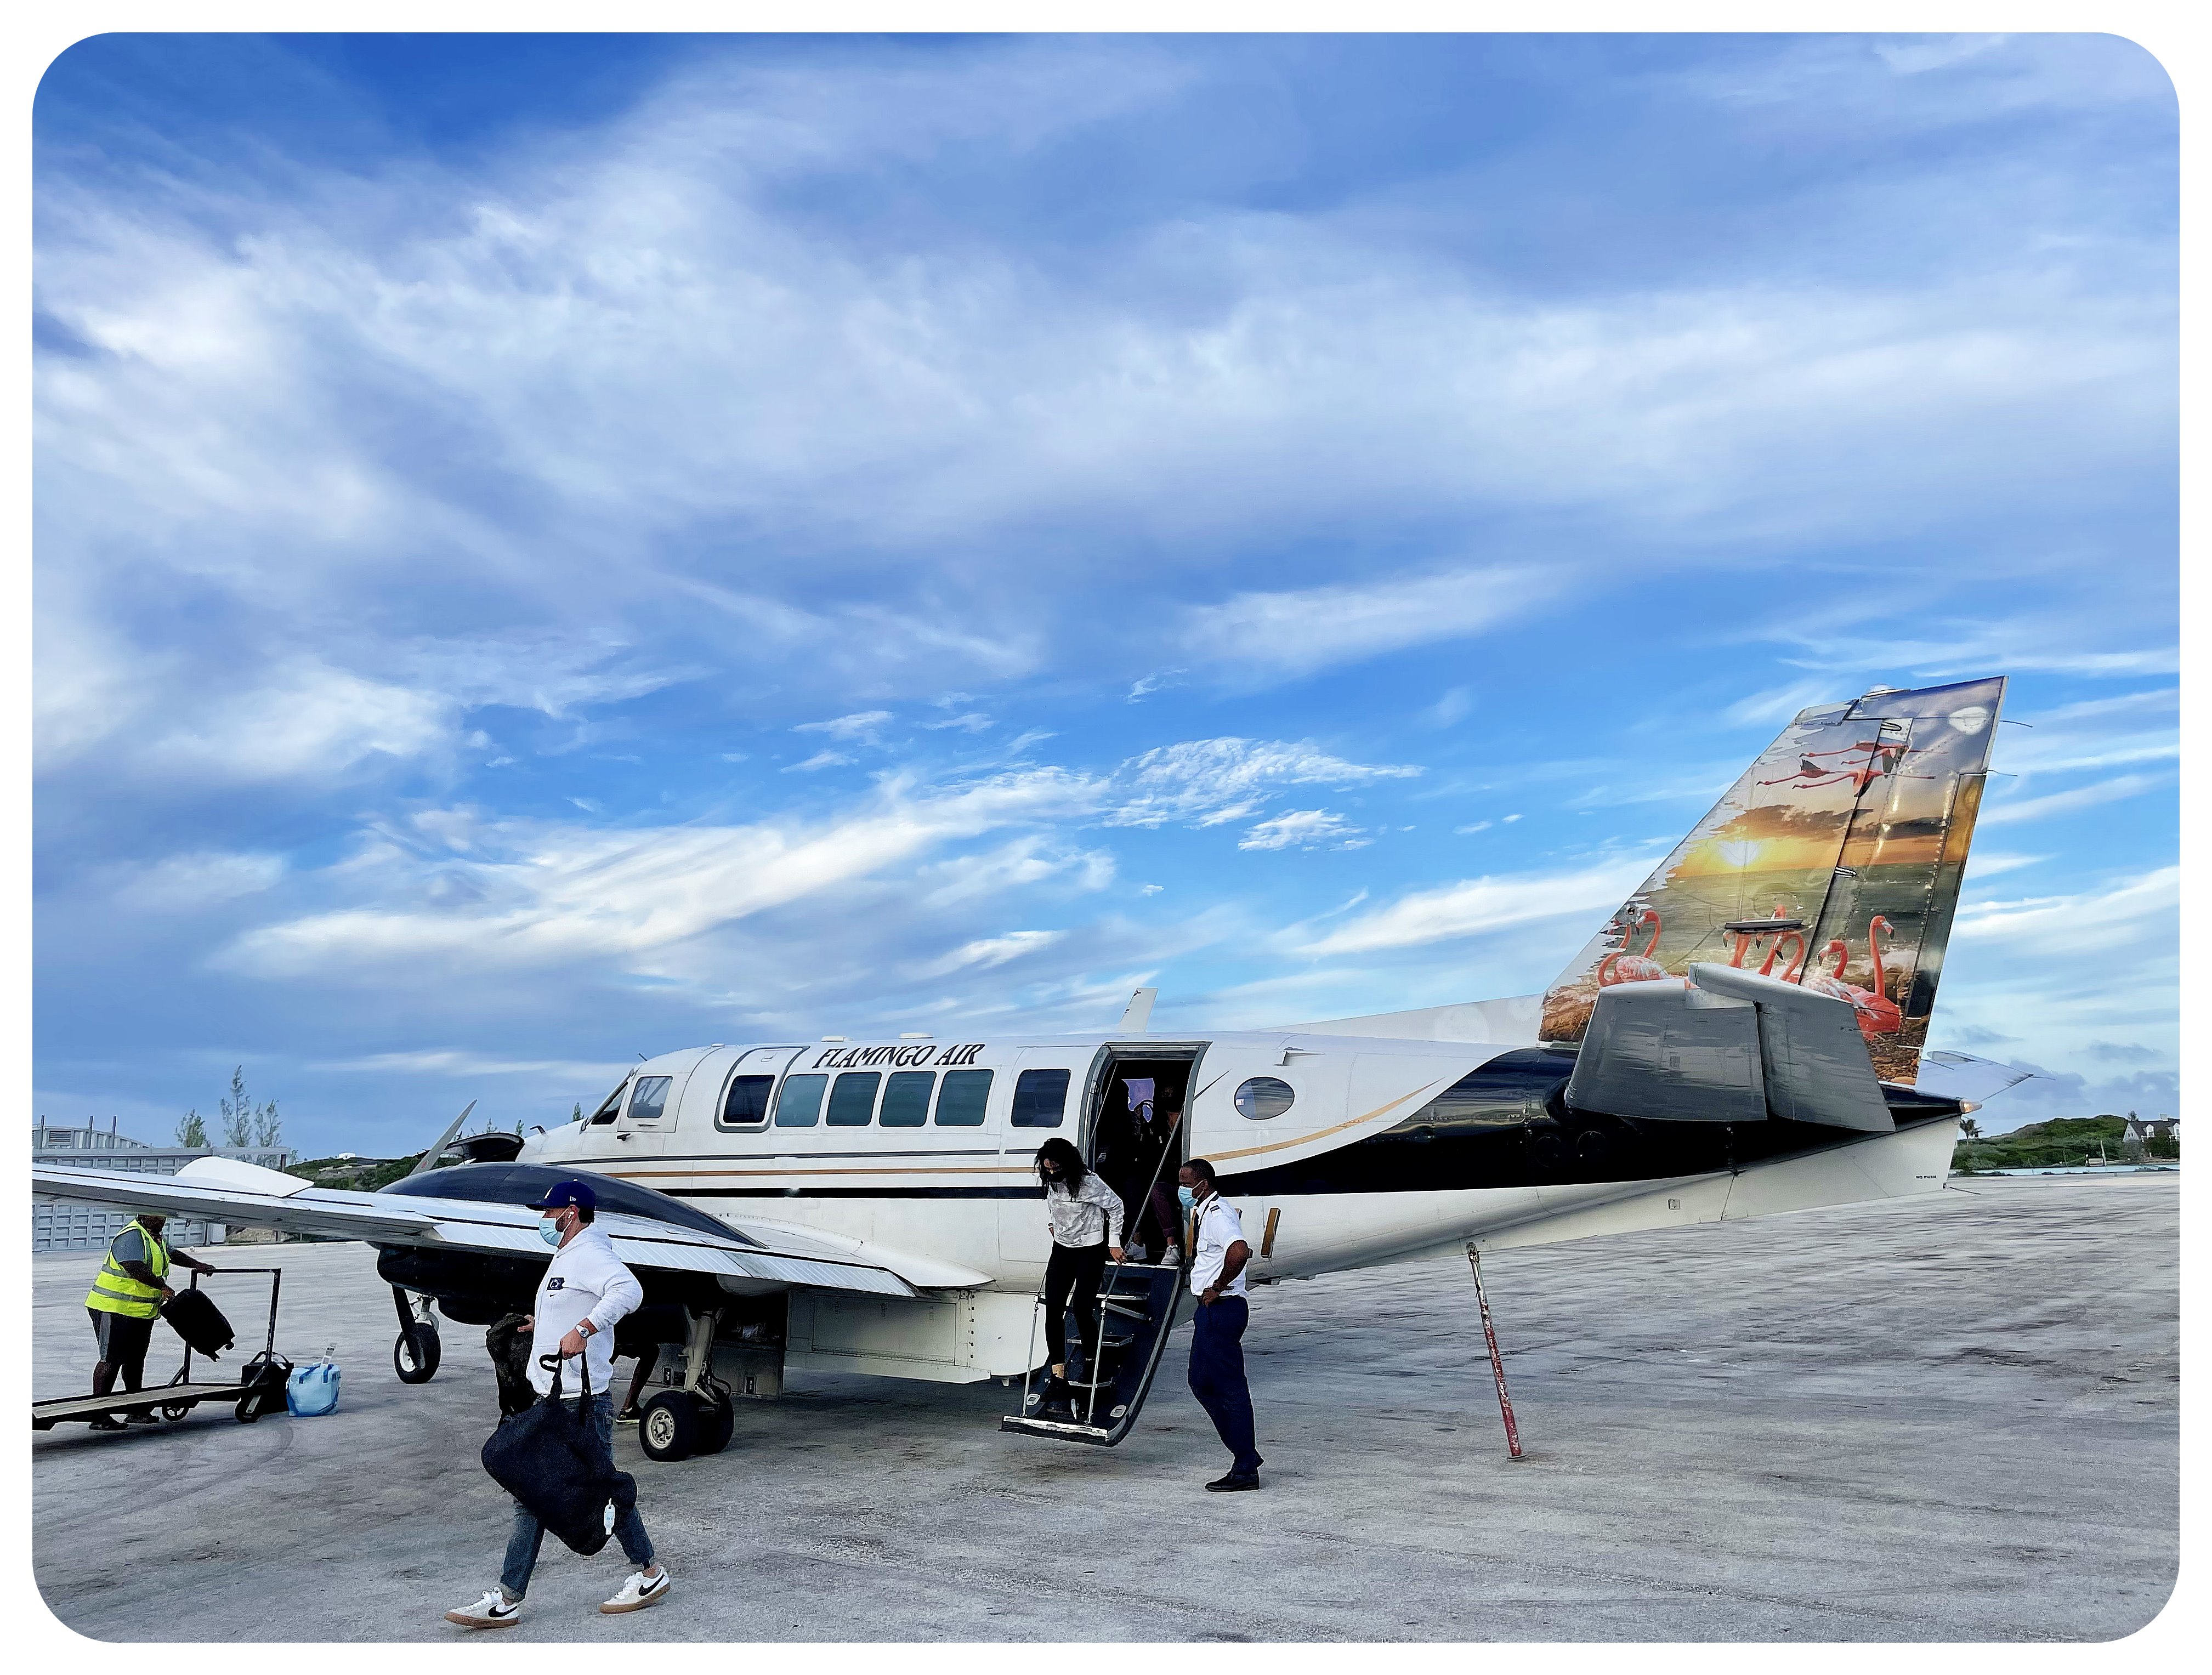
[{"x1": 89, "y1": 1307, "x2": 156, "y2": 1369}]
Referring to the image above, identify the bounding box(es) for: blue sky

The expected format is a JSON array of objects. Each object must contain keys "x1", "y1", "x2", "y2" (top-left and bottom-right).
[{"x1": 33, "y1": 33, "x2": 2177, "y2": 1157}]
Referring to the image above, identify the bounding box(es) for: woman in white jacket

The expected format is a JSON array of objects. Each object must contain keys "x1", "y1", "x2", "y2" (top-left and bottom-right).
[{"x1": 1034, "y1": 1136, "x2": 1124, "y2": 1419}]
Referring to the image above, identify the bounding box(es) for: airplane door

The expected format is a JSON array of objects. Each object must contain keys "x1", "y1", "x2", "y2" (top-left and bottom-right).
[{"x1": 613, "y1": 1056, "x2": 700, "y2": 1161}]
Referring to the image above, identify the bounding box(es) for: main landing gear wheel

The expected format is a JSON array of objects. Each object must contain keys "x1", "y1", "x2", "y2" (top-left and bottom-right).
[
  {"x1": 638, "y1": 1390, "x2": 709, "y2": 1462},
  {"x1": 394, "y1": 1320, "x2": 441, "y2": 1384},
  {"x1": 695, "y1": 1396, "x2": 734, "y2": 1456}
]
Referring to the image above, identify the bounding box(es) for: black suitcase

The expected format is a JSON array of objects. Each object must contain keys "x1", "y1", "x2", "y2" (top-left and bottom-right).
[
  {"x1": 161, "y1": 1287, "x2": 236, "y2": 1358},
  {"x1": 480, "y1": 1355, "x2": 637, "y2": 1557}
]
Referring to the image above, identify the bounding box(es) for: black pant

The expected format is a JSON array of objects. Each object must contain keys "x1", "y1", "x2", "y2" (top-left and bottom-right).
[
  {"x1": 1188, "y1": 1296, "x2": 1261, "y2": 1476},
  {"x1": 1043, "y1": 1241, "x2": 1108, "y2": 1372},
  {"x1": 89, "y1": 1308, "x2": 155, "y2": 1389}
]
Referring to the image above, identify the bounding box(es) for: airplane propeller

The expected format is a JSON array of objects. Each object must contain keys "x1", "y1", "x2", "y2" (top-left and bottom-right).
[{"x1": 393, "y1": 1099, "x2": 476, "y2": 1383}]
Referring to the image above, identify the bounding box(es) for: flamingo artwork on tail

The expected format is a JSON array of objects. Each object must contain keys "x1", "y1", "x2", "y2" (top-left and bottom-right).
[
  {"x1": 1596, "y1": 906, "x2": 1667, "y2": 986},
  {"x1": 1802, "y1": 918, "x2": 1903, "y2": 1039}
]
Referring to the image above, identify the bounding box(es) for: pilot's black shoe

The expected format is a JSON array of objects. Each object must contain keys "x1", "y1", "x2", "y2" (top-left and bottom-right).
[
  {"x1": 1205, "y1": 1472, "x2": 1260, "y2": 1491},
  {"x1": 87, "y1": 1415, "x2": 127, "y2": 1432}
]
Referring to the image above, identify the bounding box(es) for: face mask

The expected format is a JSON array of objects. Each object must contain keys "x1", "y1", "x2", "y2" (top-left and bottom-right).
[
  {"x1": 537, "y1": 1216, "x2": 563, "y2": 1248},
  {"x1": 1177, "y1": 1186, "x2": 1196, "y2": 1210}
]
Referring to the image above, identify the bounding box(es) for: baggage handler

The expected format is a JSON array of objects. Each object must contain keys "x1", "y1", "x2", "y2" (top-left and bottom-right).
[
  {"x1": 84, "y1": 1211, "x2": 219, "y2": 1431},
  {"x1": 446, "y1": 1179, "x2": 670, "y2": 1628},
  {"x1": 1179, "y1": 1160, "x2": 1263, "y2": 1490}
]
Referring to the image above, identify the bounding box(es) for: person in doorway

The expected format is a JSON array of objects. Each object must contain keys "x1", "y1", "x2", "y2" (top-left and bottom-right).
[
  {"x1": 1179, "y1": 1159, "x2": 1263, "y2": 1490},
  {"x1": 445, "y1": 1180, "x2": 670, "y2": 1628},
  {"x1": 84, "y1": 1211, "x2": 219, "y2": 1430},
  {"x1": 1034, "y1": 1136, "x2": 1124, "y2": 1421},
  {"x1": 1128, "y1": 1105, "x2": 1185, "y2": 1265}
]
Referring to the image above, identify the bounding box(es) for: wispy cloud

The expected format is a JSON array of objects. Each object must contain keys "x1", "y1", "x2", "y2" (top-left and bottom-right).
[
  {"x1": 1181, "y1": 566, "x2": 1558, "y2": 684},
  {"x1": 1238, "y1": 810, "x2": 1369, "y2": 851},
  {"x1": 1107, "y1": 738, "x2": 1419, "y2": 828},
  {"x1": 914, "y1": 930, "x2": 1066, "y2": 978},
  {"x1": 796, "y1": 711, "x2": 895, "y2": 743},
  {"x1": 220, "y1": 768, "x2": 1102, "y2": 977},
  {"x1": 1977, "y1": 772, "x2": 2171, "y2": 826},
  {"x1": 1298, "y1": 854, "x2": 1658, "y2": 957},
  {"x1": 1949, "y1": 865, "x2": 2177, "y2": 955}
]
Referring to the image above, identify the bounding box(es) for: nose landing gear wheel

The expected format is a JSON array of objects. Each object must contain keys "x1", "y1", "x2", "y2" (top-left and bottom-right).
[
  {"x1": 638, "y1": 1390, "x2": 701, "y2": 1462},
  {"x1": 394, "y1": 1321, "x2": 441, "y2": 1384}
]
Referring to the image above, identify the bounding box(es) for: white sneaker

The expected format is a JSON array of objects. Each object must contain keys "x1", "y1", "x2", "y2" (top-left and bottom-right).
[
  {"x1": 444, "y1": 1588, "x2": 522, "y2": 1628},
  {"x1": 600, "y1": 1568, "x2": 672, "y2": 1614}
]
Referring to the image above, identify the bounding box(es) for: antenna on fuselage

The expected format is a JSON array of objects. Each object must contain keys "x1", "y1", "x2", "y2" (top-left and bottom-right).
[{"x1": 1118, "y1": 987, "x2": 1158, "y2": 1035}]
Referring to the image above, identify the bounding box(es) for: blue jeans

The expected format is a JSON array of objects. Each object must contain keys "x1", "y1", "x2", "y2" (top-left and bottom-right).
[
  {"x1": 500, "y1": 1390, "x2": 654, "y2": 1600},
  {"x1": 1187, "y1": 1296, "x2": 1262, "y2": 1477}
]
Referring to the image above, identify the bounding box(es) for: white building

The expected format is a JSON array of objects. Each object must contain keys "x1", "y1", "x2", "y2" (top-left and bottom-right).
[{"x1": 32, "y1": 1120, "x2": 298, "y2": 1252}]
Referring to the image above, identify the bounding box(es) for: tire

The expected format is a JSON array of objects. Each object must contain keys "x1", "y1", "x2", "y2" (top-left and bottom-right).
[
  {"x1": 161, "y1": 1402, "x2": 192, "y2": 1422},
  {"x1": 394, "y1": 1321, "x2": 441, "y2": 1384},
  {"x1": 638, "y1": 1390, "x2": 700, "y2": 1462},
  {"x1": 695, "y1": 1397, "x2": 734, "y2": 1456},
  {"x1": 235, "y1": 1396, "x2": 262, "y2": 1424}
]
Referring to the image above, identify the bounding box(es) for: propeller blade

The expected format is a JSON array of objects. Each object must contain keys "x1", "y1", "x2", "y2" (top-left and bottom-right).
[{"x1": 405, "y1": 1100, "x2": 478, "y2": 1178}]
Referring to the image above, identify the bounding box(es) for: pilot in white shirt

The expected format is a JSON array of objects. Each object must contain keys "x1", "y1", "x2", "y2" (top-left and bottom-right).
[{"x1": 1178, "y1": 1159, "x2": 1263, "y2": 1489}]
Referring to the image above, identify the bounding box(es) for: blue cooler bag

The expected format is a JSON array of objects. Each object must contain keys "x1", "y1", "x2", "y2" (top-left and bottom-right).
[{"x1": 287, "y1": 1353, "x2": 341, "y2": 1416}]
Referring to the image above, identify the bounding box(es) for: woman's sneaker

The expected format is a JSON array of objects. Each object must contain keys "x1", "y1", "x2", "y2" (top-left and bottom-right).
[
  {"x1": 601, "y1": 1568, "x2": 671, "y2": 1614},
  {"x1": 444, "y1": 1589, "x2": 522, "y2": 1628},
  {"x1": 615, "y1": 1403, "x2": 642, "y2": 1426}
]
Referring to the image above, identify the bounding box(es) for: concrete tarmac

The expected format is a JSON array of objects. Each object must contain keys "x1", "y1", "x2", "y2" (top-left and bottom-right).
[{"x1": 33, "y1": 1174, "x2": 2177, "y2": 1642}]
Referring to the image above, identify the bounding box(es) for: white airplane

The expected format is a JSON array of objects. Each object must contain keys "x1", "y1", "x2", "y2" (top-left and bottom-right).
[{"x1": 38, "y1": 675, "x2": 2018, "y2": 1461}]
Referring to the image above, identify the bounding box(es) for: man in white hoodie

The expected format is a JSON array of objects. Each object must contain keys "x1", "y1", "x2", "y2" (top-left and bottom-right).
[{"x1": 446, "y1": 1179, "x2": 671, "y2": 1628}]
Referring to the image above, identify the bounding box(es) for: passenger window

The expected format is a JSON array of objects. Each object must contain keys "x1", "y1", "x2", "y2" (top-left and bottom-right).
[
  {"x1": 1011, "y1": 1068, "x2": 1070, "y2": 1128},
  {"x1": 881, "y1": 1071, "x2": 934, "y2": 1128},
  {"x1": 720, "y1": 1075, "x2": 775, "y2": 1128},
  {"x1": 935, "y1": 1069, "x2": 993, "y2": 1127},
  {"x1": 628, "y1": 1076, "x2": 673, "y2": 1122},
  {"x1": 827, "y1": 1071, "x2": 881, "y2": 1127},
  {"x1": 588, "y1": 1082, "x2": 628, "y2": 1125},
  {"x1": 775, "y1": 1074, "x2": 827, "y2": 1127}
]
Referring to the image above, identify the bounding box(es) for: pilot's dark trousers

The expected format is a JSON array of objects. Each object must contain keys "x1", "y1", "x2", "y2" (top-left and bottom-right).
[
  {"x1": 500, "y1": 1390, "x2": 654, "y2": 1602},
  {"x1": 1187, "y1": 1296, "x2": 1262, "y2": 1477}
]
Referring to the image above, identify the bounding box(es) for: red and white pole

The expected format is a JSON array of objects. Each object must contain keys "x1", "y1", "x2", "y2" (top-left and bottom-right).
[{"x1": 1466, "y1": 1244, "x2": 1525, "y2": 1460}]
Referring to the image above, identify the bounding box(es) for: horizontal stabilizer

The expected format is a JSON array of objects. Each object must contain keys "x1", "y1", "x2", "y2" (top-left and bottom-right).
[
  {"x1": 1689, "y1": 963, "x2": 1893, "y2": 1131},
  {"x1": 1565, "y1": 967, "x2": 1895, "y2": 1132},
  {"x1": 1564, "y1": 980, "x2": 1765, "y2": 1124},
  {"x1": 1915, "y1": 1049, "x2": 2040, "y2": 1105}
]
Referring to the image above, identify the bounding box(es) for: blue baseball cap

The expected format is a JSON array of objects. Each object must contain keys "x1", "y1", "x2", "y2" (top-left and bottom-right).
[{"x1": 528, "y1": 1178, "x2": 597, "y2": 1212}]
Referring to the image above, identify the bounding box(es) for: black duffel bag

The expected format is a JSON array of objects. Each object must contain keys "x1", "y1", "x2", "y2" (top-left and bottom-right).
[
  {"x1": 161, "y1": 1287, "x2": 236, "y2": 1358},
  {"x1": 480, "y1": 1353, "x2": 637, "y2": 1557}
]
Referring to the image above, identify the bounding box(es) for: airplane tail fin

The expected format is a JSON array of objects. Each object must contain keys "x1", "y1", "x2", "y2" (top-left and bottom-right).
[{"x1": 1540, "y1": 675, "x2": 2006, "y2": 1081}]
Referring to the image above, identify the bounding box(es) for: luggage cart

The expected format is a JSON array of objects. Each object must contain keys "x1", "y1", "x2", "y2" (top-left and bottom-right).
[{"x1": 33, "y1": 1267, "x2": 288, "y2": 1432}]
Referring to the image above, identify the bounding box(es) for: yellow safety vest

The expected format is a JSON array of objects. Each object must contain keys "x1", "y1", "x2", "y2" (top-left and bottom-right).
[{"x1": 86, "y1": 1218, "x2": 171, "y2": 1319}]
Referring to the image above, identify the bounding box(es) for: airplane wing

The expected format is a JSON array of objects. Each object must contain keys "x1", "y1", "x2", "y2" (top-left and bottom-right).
[{"x1": 32, "y1": 1161, "x2": 921, "y2": 1299}]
